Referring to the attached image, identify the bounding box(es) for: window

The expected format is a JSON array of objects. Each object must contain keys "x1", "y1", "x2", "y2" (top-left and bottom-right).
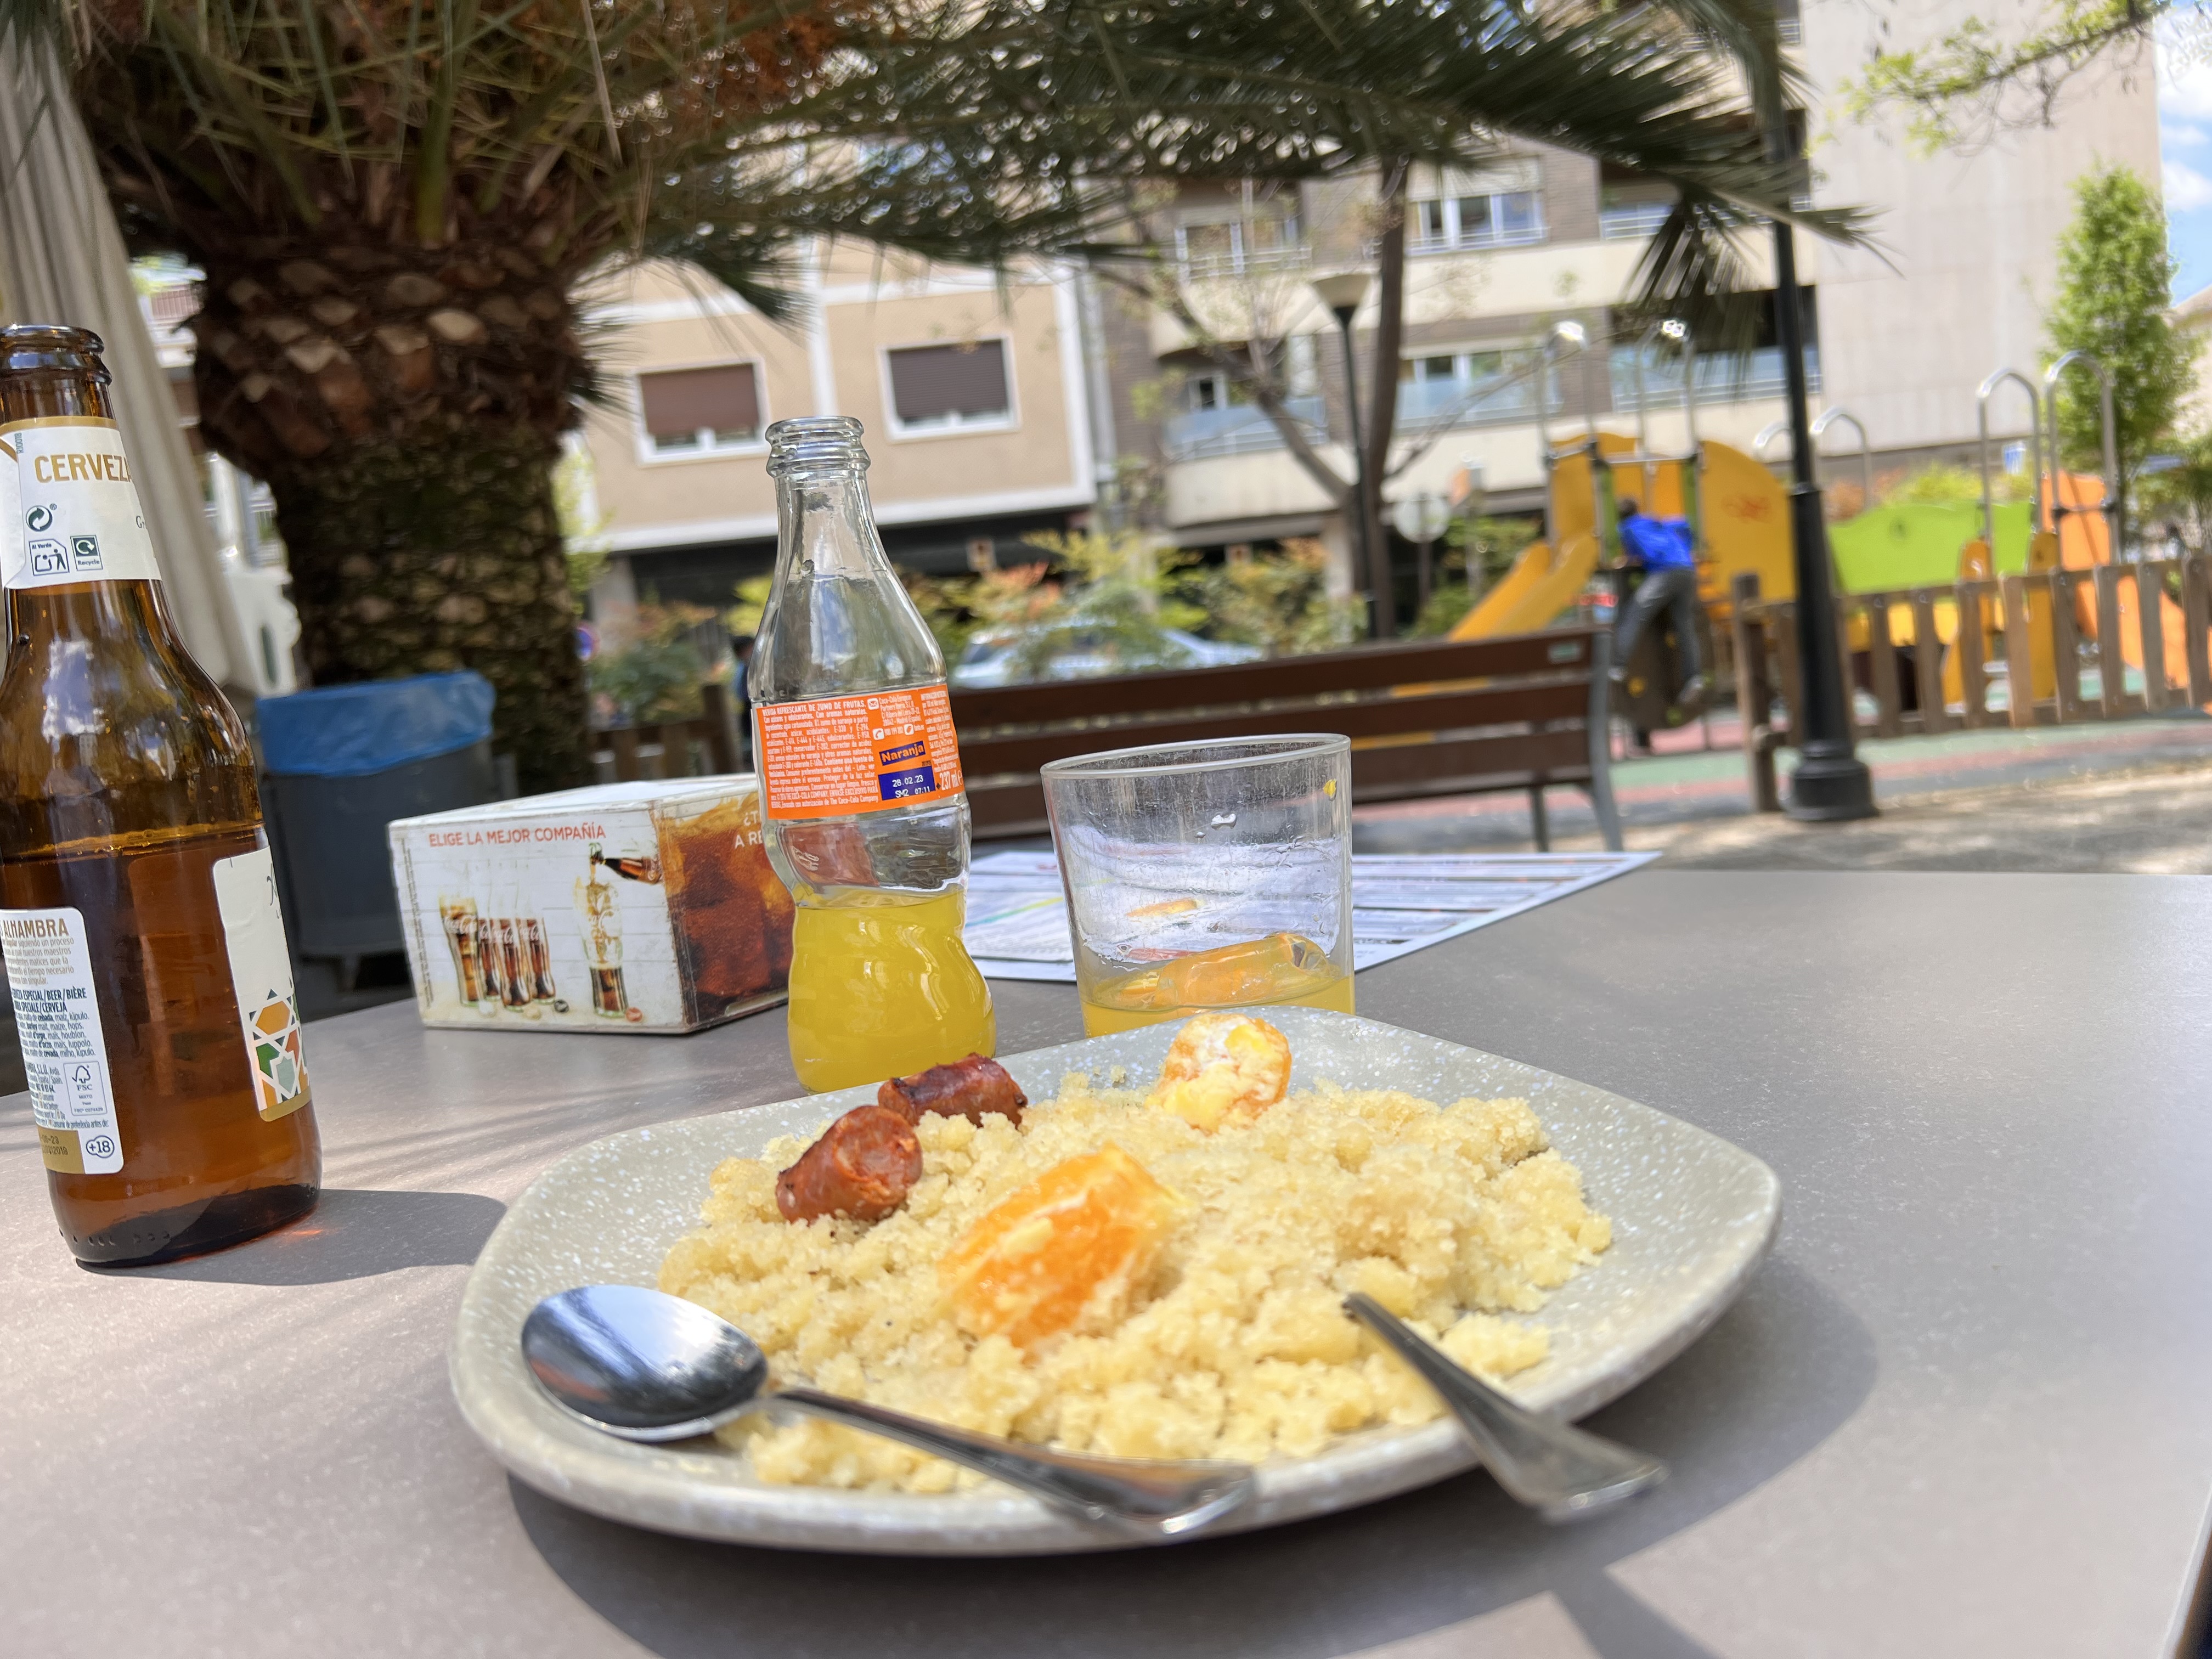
[
  {"x1": 1400, "y1": 348, "x2": 1514, "y2": 385},
  {"x1": 1408, "y1": 160, "x2": 1544, "y2": 253},
  {"x1": 885, "y1": 339, "x2": 1013, "y2": 433},
  {"x1": 637, "y1": 363, "x2": 763, "y2": 455},
  {"x1": 1600, "y1": 188, "x2": 1677, "y2": 241},
  {"x1": 1186, "y1": 373, "x2": 1254, "y2": 412},
  {"x1": 1396, "y1": 346, "x2": 1537, "y2": 426}
]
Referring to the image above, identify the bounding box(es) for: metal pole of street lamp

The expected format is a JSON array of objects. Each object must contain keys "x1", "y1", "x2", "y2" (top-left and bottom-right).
[
  {"x1": 1314, "y1": 271, "x2": 1384, "y2": 638},
  {"x1": 1770, "y1": 135, "x2": 1876, "y2": 821}
]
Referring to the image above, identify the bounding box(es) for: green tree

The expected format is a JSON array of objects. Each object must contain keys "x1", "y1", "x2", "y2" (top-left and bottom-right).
[
  {"x1": 1410, "y1": 515, "x2": 1539, "y2": 636},
  {"x1": 587, "y1": 600, "x2": 727, "y2": 726},
  {"x1": 2137, "y1": 428, "x2": 2212, "y2": 552},
  {"x1": 2045, "y1": 165, "x2": 2199, "y2": 496},
  {"x1": 1843, "y1": 3, "x2": 2188, "y2": 151},
  {"x1": 1176, "y1": 541, "x2": 1363, "y2": 656},
  {"x1": 3, "y1": 0, "x2": 1839, "y2": 787}
]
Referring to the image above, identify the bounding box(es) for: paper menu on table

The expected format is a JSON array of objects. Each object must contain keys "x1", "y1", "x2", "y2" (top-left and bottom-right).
[
  {"x1": 963, "y1": 849, "x2": 1658, "y2": 983},
  {"x1": 961, "y1": 853, "x2": 1073, "y2": 964}
]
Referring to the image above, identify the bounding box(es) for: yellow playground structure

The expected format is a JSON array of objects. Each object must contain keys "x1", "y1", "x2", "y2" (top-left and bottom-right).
[{"x1": 1448, "y1": 343, "x2": 2201, "y2": 717}]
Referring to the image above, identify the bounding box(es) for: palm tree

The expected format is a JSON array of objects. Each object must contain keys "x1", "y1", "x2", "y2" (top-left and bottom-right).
[{"x1": 0, "y1": 0, "x2": 1843, "y2": 788}]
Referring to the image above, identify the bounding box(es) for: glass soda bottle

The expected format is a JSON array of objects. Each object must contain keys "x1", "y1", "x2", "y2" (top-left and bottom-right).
[
  {"x1": 0, "y1": 324, "x2": 319, "y2": 1265},
  {"x1": 749, "y1": 416, "x2": 994, "y2": 1090}
]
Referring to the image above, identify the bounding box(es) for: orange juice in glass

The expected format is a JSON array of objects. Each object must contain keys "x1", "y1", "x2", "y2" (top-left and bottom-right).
[{"x1": 1041, "y1": 735, "x2": 1354, "y2": 1036}]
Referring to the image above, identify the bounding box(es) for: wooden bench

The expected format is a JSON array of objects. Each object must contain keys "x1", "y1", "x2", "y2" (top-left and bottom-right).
[
  {"x1": 592, "y1": 681, "x2": 742, "y2": 783},
  {"x1": 948, "y1": 627, "x2": 1623, "y2": 849}
]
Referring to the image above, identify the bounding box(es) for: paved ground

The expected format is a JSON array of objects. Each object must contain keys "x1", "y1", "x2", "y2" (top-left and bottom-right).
[
  {"x1": 1578, "y1": 761, "x2": 2212, "y2": 871},
  {"x1": 1353, "y1": 713, "x2": 2212, "y2": 871}
]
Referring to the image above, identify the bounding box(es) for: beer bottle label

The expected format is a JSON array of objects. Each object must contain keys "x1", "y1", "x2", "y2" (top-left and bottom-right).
[
  {"x1": 0, "y1": 416, "x2": 163, "y2": 589},
  {"x1": 753, "y1": 684, "x2": 966, "y2": 820},
  {"x1": 211, "y1": 848, "x2": 312, "y2": 1122},
  {"x1": 0, "y1": 908, "x2": 125, "y2": 1173}
]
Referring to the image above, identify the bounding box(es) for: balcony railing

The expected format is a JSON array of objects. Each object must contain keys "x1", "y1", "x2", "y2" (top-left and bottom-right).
[
  {"x1": 1599, "y1": 201, "x2": 1674, "y2": 241},
  {"x1": 1177, "y1": 244, "x2": 1313, "y2": 283},
  {"x1": 1407, "y1": 224, "x2": 1546, "y2": 257},
  {"x1": 1395, "y1": 374, "x2": 1541, "y2": 431},
  {"x1": 1609, "y1": 345, "x2": 1821, "y2": 409},
  {"x1": 1161, "y1": 394, "x2": 1327, "y2": 462}
]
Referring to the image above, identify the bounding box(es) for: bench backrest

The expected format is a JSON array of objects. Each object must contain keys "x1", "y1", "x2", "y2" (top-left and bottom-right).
[
  {"x1": 593, "y1": 682, "x2": 742, "y2": 783},
  {"x1": 950, "y1": 626, "x2": 1609, "y2": 836}
]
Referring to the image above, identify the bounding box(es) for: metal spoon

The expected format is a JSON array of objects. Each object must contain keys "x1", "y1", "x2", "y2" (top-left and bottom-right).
[
  {"x1": 1345, "y1": 1292, "x2": 1665, "y2": 1522},
  {"x1": 522, "y1": 1284, "x2": 1254, "y2": 1539}
]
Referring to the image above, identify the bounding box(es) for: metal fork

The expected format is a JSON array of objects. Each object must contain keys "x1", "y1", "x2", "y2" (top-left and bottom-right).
[{"x1": 1344, "y1": 1292, "x2": 1666, "y2": 1522}]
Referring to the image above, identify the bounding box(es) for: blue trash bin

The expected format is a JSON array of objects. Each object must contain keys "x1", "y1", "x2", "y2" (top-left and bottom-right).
[{"x1": 258, "y1": 673, "x2": 499, "y2": 967}]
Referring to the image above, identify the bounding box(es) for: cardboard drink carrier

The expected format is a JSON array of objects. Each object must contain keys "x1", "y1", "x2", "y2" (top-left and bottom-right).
[{"x1": 388, "y1": 777, "x2": 794, "y2": 1034}]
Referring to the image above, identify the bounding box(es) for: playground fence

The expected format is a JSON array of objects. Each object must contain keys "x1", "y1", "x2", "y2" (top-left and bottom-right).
[{"x1": 1730, "y1": 561, "x2": 2212, "y2": 813}]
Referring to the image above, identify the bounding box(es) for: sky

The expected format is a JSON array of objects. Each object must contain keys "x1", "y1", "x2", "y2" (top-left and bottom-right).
[{"x1": 2162, "y1": 37, "x2": 2212, "y2": 301}]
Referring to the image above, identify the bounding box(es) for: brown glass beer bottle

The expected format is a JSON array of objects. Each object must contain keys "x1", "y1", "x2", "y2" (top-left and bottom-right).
[{"x1": 0, "y1": 325, "x2": 320, "y2": 1265}]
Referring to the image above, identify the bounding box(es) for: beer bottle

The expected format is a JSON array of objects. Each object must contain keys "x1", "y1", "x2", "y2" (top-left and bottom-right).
[{"x1": 0, "y1": 324, "x2": 320, "y2": 1266}]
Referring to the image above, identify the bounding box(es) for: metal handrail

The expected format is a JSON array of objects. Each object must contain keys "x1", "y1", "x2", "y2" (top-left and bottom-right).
[
  {"x1": 1625, "y1": 319, "x2": 1701, "y2": 548},
  {"x1": 1629, "y1": 319, "x2": 1696, "y2": 508},
  {"x1": 1976, "y1": 368, "x2": 2044, "y2": 556},
  {"x1": 2042, "y1": 350, "x2": 2121, "y2": 556},
  {"x1": 1537, "y1": 321, "x2": 1596, "y2": 559},
  {"x1": 1809, "y1": 407, "x2": 1874, "y2": 509}
]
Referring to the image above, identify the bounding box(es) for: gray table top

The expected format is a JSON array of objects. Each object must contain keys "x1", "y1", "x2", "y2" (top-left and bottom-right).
[{"x1": 5, "y1": 870, "x2": 2210, "y2": 1658}]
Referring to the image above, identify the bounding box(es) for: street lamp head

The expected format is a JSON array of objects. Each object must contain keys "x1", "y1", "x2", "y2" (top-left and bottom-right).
[
  {"x1": 1312, "y1": 270, "x2": 1372, "y2": 327},
  {"x1": 1547, "y1": 319, "x2": 1587, "y2": 354},
  {"x1": 1660, "y1": 318, "x2": 1689, "y2": 342}
]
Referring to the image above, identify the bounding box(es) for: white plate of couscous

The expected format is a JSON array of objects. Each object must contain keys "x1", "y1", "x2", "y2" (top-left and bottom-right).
[{"x1": 451, "y1": 1007, "x2": 1780, "y2": 1554}]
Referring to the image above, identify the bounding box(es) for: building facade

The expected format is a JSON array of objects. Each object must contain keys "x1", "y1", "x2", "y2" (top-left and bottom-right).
[
  {"x1": 575, "y1": 0, "x2": 2158, "y2": 613},
  {"x1": 576, "y1": 244, "x2": 1099, "y2": 619}
]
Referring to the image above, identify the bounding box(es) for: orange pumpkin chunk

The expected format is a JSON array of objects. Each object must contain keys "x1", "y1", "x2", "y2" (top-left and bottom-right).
[{"x1": 939, "y1": 1144, "x2": 1180, "y2": 1347}]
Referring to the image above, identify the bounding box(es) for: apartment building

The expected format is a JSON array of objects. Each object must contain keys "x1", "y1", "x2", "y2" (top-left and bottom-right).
[
  {"x1": 1090, "y1": 0, "x2": 2160, "y2": 585},
  {"x1": 577, "y1": 244, "x2": 1098, "y2": 616}
]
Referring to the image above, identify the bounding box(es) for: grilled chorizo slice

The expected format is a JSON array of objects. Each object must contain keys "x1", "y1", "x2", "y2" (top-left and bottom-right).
[
  {"x1": 774, "y1": 1104, "x2": 923, "y2": 1223},
  {"x1": 878, "y1": 1054, "x2": 1028, "y2": 1127}
]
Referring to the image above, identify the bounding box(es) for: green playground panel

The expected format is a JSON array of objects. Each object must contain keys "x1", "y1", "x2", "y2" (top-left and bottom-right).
[{"x1": 1827, "y1": 501, "x2": 2033, "y2": 594}]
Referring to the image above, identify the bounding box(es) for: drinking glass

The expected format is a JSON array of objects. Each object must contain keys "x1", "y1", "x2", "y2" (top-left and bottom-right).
[
  {"x1": 1040, "y1": 734, "x2": 1353, "y2": 1036},
  {"x1": 490, "y1": 883, "x2": 538, "y2": 1017},
  {"x1": 437, "y1": 890, "x2": 483, "y2": 1008}
]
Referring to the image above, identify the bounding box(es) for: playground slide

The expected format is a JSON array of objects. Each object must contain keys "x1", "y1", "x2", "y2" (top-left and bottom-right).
[
  {"x1": 1450, "y1": 532, "x2": 1601, "y2": 639},
  {"x1": 1448, "y1": 433, "x2": 1797, "y2": 646},
  {"x1": 1454, "y1": 535, "x2": 1551, "y2": 637}
]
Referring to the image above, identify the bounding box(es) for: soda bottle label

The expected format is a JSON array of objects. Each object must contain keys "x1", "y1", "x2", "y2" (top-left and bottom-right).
[
  {"x1": 754, "y1": 684, "x2": 966, "y2": 821},
  {"x1": 211, "y1": 848, "x2": 313, "y2": 1122},
  {"x1": 0, "y1": 907, "x2": 125, "y2": 1173},
  {"x1": 0, "y1": 416, "x2": 163, "y2": 589}
]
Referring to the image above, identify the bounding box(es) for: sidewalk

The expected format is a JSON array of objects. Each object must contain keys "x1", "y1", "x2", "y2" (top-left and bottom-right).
[{"x1": 1353, "y1": 713, "x2": 2212, "y2": 871}]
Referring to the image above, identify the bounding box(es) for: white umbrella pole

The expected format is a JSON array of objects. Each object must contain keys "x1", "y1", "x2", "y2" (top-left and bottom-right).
[{"x1": 0, "y1": 38, "x2": 253, "y2": 692}]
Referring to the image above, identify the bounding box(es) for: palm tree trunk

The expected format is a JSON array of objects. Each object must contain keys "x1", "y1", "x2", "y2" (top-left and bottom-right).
[
  {"x1": 268, "y1": 416, "x2": 589, "y2": 794},
  {"x1": 180, "y1": 232, "x2": 594, "y2": 793}
]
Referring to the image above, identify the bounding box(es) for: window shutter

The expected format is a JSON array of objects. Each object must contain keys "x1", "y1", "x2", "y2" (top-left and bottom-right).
[
  {"x1": 638, "y1": 364, "x2": 761, "y2": 440},
  {"x1": 888, "y1": 341, "x2": 1010, "y2": 424}
]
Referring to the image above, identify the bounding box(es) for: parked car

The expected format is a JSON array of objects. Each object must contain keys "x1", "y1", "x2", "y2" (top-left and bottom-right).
[{"x1": 950, "y1": 625, "x2": 1261, "y2": 688}]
